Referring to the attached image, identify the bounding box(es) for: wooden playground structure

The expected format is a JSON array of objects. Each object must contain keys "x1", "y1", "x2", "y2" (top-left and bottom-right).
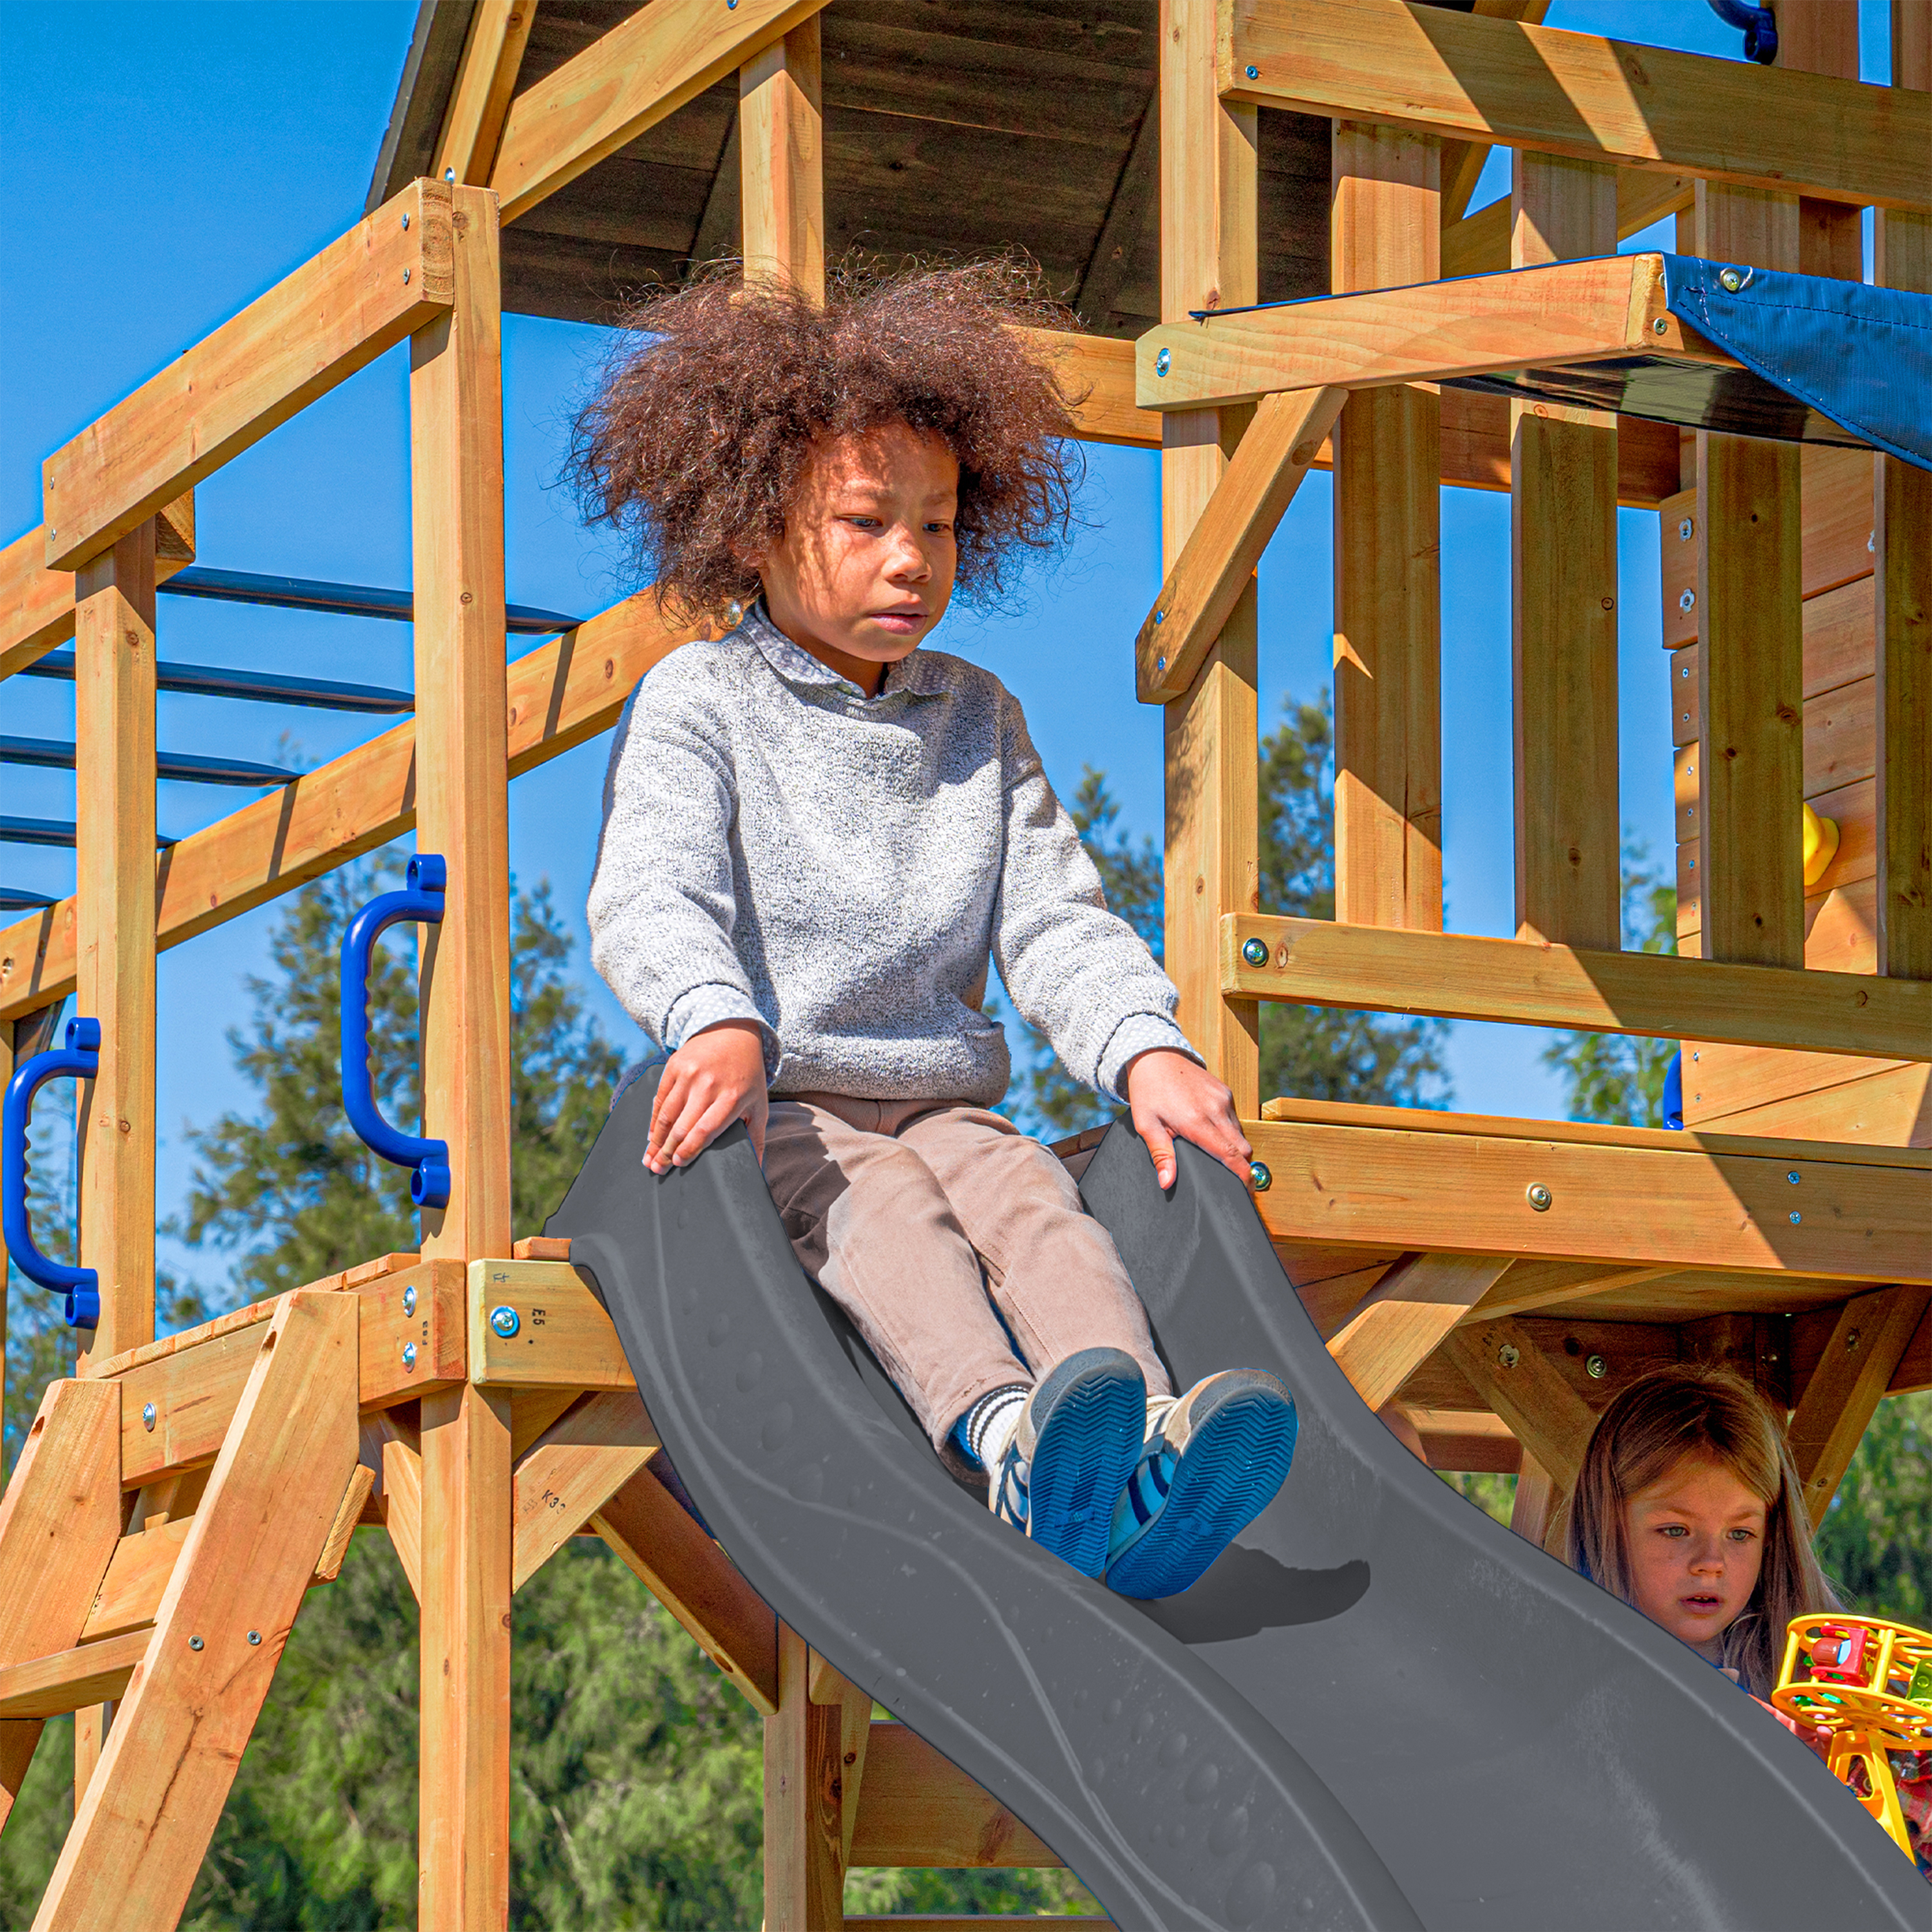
[{"x1": 0, "y1": 0, "x2": 1928, "y2": 1924}]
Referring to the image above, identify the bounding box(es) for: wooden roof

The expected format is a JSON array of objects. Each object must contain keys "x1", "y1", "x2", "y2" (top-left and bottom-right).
[{"x1": 369, "y1": 0, "x2": 1334, "y2": 333}]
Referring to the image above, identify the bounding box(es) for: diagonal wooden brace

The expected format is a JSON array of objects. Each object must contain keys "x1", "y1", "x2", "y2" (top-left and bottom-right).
[
  {"x1": 1327, "y1": 1252, "x2": 1515, "y2": 1412},
  {"x1": 513, "y1": 1390, "x2": 659, "y2": 1591}
]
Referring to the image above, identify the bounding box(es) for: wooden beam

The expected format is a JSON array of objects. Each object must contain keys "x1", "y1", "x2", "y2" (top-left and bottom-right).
[
  {"x1": 1440, "y1": 166, "x2": 1691, "y2": 280},
  {"x1": 804, "y1": 1649, "x2": 875, "y2": 1866},
  {"x1": 1787, "y1": 1287, "x2": 1932, "y2": 1524},
  {"x1": 413, "y1": 183, "x2": 512, "y2": 1267},
  {"x1": 34, "y1": 1291, "x2": 359, "y2": 1932},
  {"x1": 42, "y1": 182, "x2": 454, "y2": 573},
  {"x1": 511, "y1": 1391, "x2": 658, "y2": 1591},
  {"x1": 1466, "y1": 1258, "x2": 1671, "y2": 1325},
  {"x1": 1135, "y1": 252, "x2": 1709, "y2": 411},
  {"x1": 1777, "y1": 1, "x2": 1864, "y2": 282},
  {"x1": 0, "y1": 1633, "x2": 149, "y2": 1724},
  {"x1": 0, "y1": 1379, "x2": 123, "y2": 1829},
  {"x1": 592, "y1": 1464, "x2": 780, "y2": 1717},
  {"x1": 764, "y1": 1624, "x2": 844, "y2": 1930},
  {"x1": 1436, "y1": 1, "x2": 1551, "y2": 223},
  {"x1": 1510, "y1": 152, "x2": 1620, "y2": 952},
  {"x1": 1222, "y1": 0, "x2": 1932, "y2": 211},
  {"x1": 1135, "y1": 386, "x2": 1346, "y2": 704},
  {"x1": 1408, "y1": 1407, "x2": 1522, "y2": 1474},
  {"x1": 1509, "y1": 1452, "x2": 1557, "y2": 1548},
  {"x1": 378, "y1": 1412, "x2": 424, "y2": 1603},
  {"x1": 1443, "y1": 1315, "x2": 1597, "y2": 1491},
  {"x1": 739, "y1": 17, "x2": 824, "y2": 301},
  {"x1": 1248, "y1": 1104, "x2": 1932, "y2": 1284},
  {"x1": 489, "y1": 0, "x2": 826, "y2": 223},
  {"x1": 1160, "y1": 0, "x2": 1262, "y2": 1112},
  {"x1": 433, "y1": 0, "x2": 536, "y2": 187},
  {"x1": 1327, "y1": 1253, "x2": 1514, "y2": 1411},
  {"x1": 73, "y1": 521, "x2": 157, "y2": 1366},
  {"x1": 1220, "y1": 914, "x2": 1932, "y2": 1062},
  {"x1": 848, "y1": 1722, "x2": 1060, "y2": 1868},
  {"x1": 468, "y1": 1258, "x2": 632, "y2": 1390},
  {"x1": 1331, "y1": 119, "x2": 1441, "y2": 936}
]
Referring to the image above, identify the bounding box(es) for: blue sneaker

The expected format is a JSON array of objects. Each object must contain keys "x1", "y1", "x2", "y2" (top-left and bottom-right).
[
  {"x1": 989, "y1": 1349, "x2": 1146, "y2": 1577},
  {"x1": 1104, "y1": 1370, "x2": 1298, "y2": 1600}
]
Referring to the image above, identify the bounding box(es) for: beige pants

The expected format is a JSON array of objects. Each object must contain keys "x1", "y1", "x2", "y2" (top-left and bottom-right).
[{"x1": 762, "y1": 1094, "x2": 1172, "y2": 1450}]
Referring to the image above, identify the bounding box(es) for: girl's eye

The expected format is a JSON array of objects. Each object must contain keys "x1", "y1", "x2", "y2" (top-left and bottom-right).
[
  {"x1": 1658, "y1": 1524, "x2": 1689, "y2": 1538},
  {"x1": 1726, "y1": 1527, "x2": 1757, "y2": 1542}
]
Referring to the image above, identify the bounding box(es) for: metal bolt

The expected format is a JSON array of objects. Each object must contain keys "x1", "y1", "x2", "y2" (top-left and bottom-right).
[
  {"x1": 402, "y1": 1283, "x2": 417, "y2": 1316},
  {"x1": 247, "y1": 1630, "x2": 261, "y2": 1645},
  {"x1": 1242, "y1": 937, "x2": 1269, "y2": 967},
  {"x1": 1248, "y1": 1161, "x2": 1272, "y2": 1193},
  {"x1": 1155, "y1": 655, "x2": 1166, "y2": 672},
  {"x1": 1586, "y1": 1354, "x2": 1607, "y2": 1380},
  {"x1": 1678, "y1": 517, "x2": 1694, "y2": 542},
  {"x1": 402, "y1": 1341, "x2": 417, "y2": 1372},
  {"x1": 189, "y1": 1635, "x2": 204, "y2": 1651},
  {"x1": 1789, "y1": 1210, "x2": 1802, "y2": 1224},
  {"x1": 1155, "y1": 347, "x2": 1171, "y2": 377},
  {"x1": 1153, "y1": 609, "x2": 1165, "y2": 624},
  {"x1": 490, "y1": 1305, "x2": 521, "y2": 1338},
  {"x1": 444, "y1": 167, "x2": 457, "y2": 180},
  {"x1": 1497, "y1": 1344, "x2": 1520, "y2": 1370},
  {"x1": 1245, "y1": 63, "x2": 1260, "y2": 79},
  {"x1": 1846, "y1": 1329, "x2": 1861, "y2": 1352},
  {"x1": 1691, "y1": 1051, "x2": 1700, "y2": 1062},
  {"x1": 402, "y1": 269, "x2": 411, "y2": 285},
  {"x1": 1680, "y1": 665, "x2": 1690, "y2": 678},
  {"x1": 1679, "y1": 589, "x2": 1696, "y2": 612},
  {"x1": 142, "y1": 1402, "x2": 156, "y2": 1432},
  {"x1": 1788, "y1": 1171, "x2": 1802, "y2": 1185},
  {"x1": 1527, "y1": 1183, "x2": 1553, "y2": 1212},
  {"x1": 1653, "y1": 317, "x2": 1669, "y2": 334},
  {"x1": 1718, "y1": 266, "x2": 1749, "y2": 292}
]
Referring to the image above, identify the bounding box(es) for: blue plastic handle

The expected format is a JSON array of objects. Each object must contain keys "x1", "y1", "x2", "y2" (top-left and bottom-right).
[
  {"x1": 1705, "y1": 0, "x2": 1777, "y2": 63},
  {"x1": 340, "y1": 854, "x2": 451, "y2": 1208},
  {"x1": 2, "y1": 1016, "x2": 101, "y2": 1326},
  {"x1": 1662, "y1": 1050, "x2": 1685, "y2": 1132}
]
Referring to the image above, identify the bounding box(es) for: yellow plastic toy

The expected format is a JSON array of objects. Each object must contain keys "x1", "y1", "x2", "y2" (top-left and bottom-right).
[
  {"x1": 1774, "y1": 1613, "x2": 1932, "y2": 1858},
  {"x1": 1802, "y1": 800, "x2": 1841, "y2": 886}
]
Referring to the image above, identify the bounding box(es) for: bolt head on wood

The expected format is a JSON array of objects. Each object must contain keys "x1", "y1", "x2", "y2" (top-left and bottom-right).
[
  {"x1": 142, "y1": 1402, "x2": 156, "y2": 1431},
  {"x1": 402, "y1": 1341, "x2": 417, "y2": 1371},
  {"x1": 1526, "y1": 1183, "x2": 1553, "y2": 1212},
  {"x1": 490, "y1": 1304, "x2": 521, "y2": 1338},
  {"x1": 189, "y1": 1635, "x2": 204, "y2": 1651},
  {"x1": 1248, "y1": 1161, "x2": 1271, "y2": 1193},
  {"x1": 1241, "y1": 937, "x2": 1269, "y2": 967},
  {"x1": 402, "y1": 1283, "x2": 417, "y2": 1316},
  {"x1": 1678, "y1": 518, "x2": 1694, "y2": 541},
  {"x1": 1586, "y1": 1354, "x2": 1607, "y2": 1379},
  {"x1": 1497, "y1": 1344, "x2": 1520, "y2": 1370},
  {"x1": 1155, "y1": 348, "x2": 1171, "y2": 377}
]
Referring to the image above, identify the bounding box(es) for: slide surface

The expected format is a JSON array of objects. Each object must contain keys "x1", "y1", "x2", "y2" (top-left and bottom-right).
[{"x1": 546, "y1": 1076, "x2": 1924, "y2": 1931}]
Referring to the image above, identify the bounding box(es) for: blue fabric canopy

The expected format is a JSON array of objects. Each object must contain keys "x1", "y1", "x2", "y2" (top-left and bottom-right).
[{"x1": 1662, "y1": 255, "x2": 1932, "y2": 471}]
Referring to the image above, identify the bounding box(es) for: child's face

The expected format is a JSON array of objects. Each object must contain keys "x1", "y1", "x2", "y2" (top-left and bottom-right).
[
  {"x1": 753, "y1": 422, "x2": 959, "y2": 693},
  {"x1": 1620, "y1": 1455, "x2": 1767, "y2": 1659}
]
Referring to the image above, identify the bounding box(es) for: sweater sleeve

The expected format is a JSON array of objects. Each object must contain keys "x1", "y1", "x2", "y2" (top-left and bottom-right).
[
  {"x1": 989, "y1": 691, "x2": 1197, "y2": 1101},
  {"x1": 587, "y1": 668, "x2": 780, "y2": 1078}
]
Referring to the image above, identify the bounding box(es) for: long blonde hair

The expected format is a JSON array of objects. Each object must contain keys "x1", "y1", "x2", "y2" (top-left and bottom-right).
[{"x1": 1558, "y1": 1365, "x2": 1838, "y2": 1696}]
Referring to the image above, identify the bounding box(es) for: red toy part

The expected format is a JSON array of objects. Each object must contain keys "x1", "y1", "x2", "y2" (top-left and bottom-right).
[{"x1": 1810, "y1": 1622, "x2": 1870, "y2": 1685}]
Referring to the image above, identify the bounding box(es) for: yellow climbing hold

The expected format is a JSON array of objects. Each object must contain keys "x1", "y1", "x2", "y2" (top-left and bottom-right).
[{"x1": 1803, "y1": 801, "x2": 1839, "y2": 887}]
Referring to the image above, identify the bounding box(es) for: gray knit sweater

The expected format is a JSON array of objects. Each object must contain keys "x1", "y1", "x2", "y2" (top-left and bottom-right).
[{"x1": 587, "y1": 603, "x2": 1194, "y2": 1105}]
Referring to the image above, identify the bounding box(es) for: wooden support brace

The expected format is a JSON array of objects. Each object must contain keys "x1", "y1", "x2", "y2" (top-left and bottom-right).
[
  {"x1": 1786, "y1": 1287, "x2": 1932, "y2": 1526},
  {"x1": 0, "y1": 1633, "x2": 149, "y2": 1723},
  {"x1": 764, "y1": 1624, "x2": 844, "y2": 1931},
  {"x1": 375, "y1": 1411, "x2": 424, "y2": 1603},
  {"x1": 511, "y1": 1390, "x2": 658, "y2": 1591},
  {"x1": 1443, "y1": 1316, "x2": 1597, "y2": 1493},
  {"x1": 434, "y1": 0, "x2": 536, "y2": 187},
  {"x1": 1509, "y1": 1453, "x2": 1557, "y2": 1550},
  {"x1": 1327, "y1": 1253, "x2": 1514, "y2": 1412},
  {"x1": 849, "y1": 1722, "x2": 1061, "y2": 1868},
  {"x1": 32, "y1": 1291, "x2": 359, "y2": 1932},
  {"x1": 806, "y1": 1649, "x2": 876, "y2": 1866},
  {"x1": 592, "y1": 1464, "x2": 779, "y2": 1716},
  {"x1": 739, "y1": 16, "x2": 824, "y2": 301}
]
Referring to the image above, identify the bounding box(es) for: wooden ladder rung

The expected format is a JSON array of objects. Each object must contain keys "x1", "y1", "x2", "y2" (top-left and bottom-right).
[{"x1": 0, "y1": 1630, "x2": 149, "y2": 1722}]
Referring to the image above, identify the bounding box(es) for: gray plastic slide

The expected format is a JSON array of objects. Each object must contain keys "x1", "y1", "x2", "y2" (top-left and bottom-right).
[{"x1": 545, "y1": 1074, "x2": 1925, "y2": 1930}]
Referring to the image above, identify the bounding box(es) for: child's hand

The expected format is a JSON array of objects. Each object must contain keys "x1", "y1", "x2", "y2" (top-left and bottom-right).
[
  {"x1": 645, "y1": 1021, "x2": 769, "y2": 1173},
  {"x1": 1122, "y1": 1049, "x2": 1252, "y2": 1191}
]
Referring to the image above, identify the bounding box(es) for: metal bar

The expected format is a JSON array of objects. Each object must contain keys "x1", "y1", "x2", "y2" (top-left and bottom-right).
[
  {"x1": 21, "y1": 650, "x2": 412, "y2": 715},
  {"x1": 158, "y1": 565, "x2": 579, "y2": 636},
  {"x1": 1, "y1": 737, "x2": 296, "y2": 788},
  {"x1": 0, "y1": 817, "x2": 176, "y2": 851}
]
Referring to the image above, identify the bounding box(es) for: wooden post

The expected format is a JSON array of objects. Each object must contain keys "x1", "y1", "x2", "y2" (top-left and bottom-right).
[
  {"x1": 1777, "y1": 0, "x2": 1864, "y2": 281},
  {"x1": 1161, "y1": 0, "x2": 1261, "y2": 1112},
  {"x1": 1876, "y1": 3, "x2": 1932, "y2": 983},
  {"x1": 1510, "y1": 1452, "x2": 1557, "y2": 1550},
  {"x1": 410, "y1": 183, "x2": 514, "y2": 1932},
  {"x1": 764, "y1": 1623, "x2": 844, "y2": 1931},
  {"x1": 1331, "y1": 123, "x2": 1442, "y2": 937},
  {"x1": 1692, "y1": 185, "x2": 1803, "y2": 968},
  {"x1": 739, "y1": 17, "x2": 824, "y2": 301},
  {"x1": 1510, "y1": 152, "x2": 1619, "y2": 951},
  {"x1": 434, "y1": 0, "x2": 536, "y2": 187}
]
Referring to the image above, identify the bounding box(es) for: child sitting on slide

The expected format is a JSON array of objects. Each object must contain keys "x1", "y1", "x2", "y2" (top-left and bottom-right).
[{"x1": 576, "y1": 263, "x2": 1298, "y2": 1600}]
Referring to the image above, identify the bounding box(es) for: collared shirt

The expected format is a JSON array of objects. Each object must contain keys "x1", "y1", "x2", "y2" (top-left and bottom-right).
[{"x1": 589, "y1": 602, "x2": 1194, "y2": 1106}]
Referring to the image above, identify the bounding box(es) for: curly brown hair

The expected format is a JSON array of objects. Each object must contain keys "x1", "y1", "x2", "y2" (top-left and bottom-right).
[{"x1": 565, "y1": 260, "x2": 1086, "y2": 620}]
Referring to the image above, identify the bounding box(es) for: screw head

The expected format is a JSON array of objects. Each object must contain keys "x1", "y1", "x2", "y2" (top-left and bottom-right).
[
  {"x1": 402, "y1": 1341, "x2": 418, "y2": 1372},
  {"x1": 1154, "y1": 346, "x2": 1171, "y2": 377},
  {"x1": 1718, "y1": 265, "x2": 1750, "y2": 292},
  {"x1": 247, "y1": 1630, "x2": 261, "y2": 1645},
  {"x1": 1241, "y1": 937, "x2": 1269, "y2": 967},
  {"x1": 1497, "y1": 1343, "x2": 1520, "y2": 1370},
  {"x1": 1153, "y1": 609, "x2": 1165, "y2": 624},
  {"x1": 1679, "y1": 589, "x2": 1696, "y2": 612},
  {"x1": 142, "y1": 1401, "x2": 156, "y2": 1432},
  {"x1": 1155, "y1": 654, "x2": 1166, "y2": 672},
  {"x1": 1248, "y1": 1161, "x2": 1272, "y2": 1193},
  {"x1": 1527, "y1": 1183, "x2": 1553, "y2": 1212},
  {"x1": 401, "y1": 211, "x2": 410, "y2": 230},
  {"x1": 1586, "y1": 1354, "x2": 1608, "y2": 1380},
  {"x1": 490, "y1": 1304, "x2": 521, "y2": 1338},
  {"x1": 444, "y1": 166, "x2": 457, "y2": 180},
  {"x1": 402, "y1": 268, "x2": 411, "y2": 285},
  {"x1": 189, "y1": 1635, "x2": 204, "y2": 1651},
  {"x1": 1787, "y1": 1171, "x2": 1801, "y2": 1185},
  {"x1": 1789, "y1": 1209, "x2": 1802, "y2": 1224},
  {"x1": 1678, "y1": 517, "x2": 1694, "y2": 542},
  {"x1": 1245, "y1": 63, "x2": 1260, "y2": 79},
  {"x1": 1653, "y1": 317, "x2": 1669, "y2": 335},
  {"x1": 402, "y1": 1283, "x2": 418, "y2": 1316}
]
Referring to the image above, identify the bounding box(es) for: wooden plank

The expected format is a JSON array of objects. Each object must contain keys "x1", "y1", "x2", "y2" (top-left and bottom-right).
[
  {"x1": 764, "y1": 1624, "x2": 844, "y2": 1931},
  {"x1": 1327, "y1": 1253, "x2": 1513, "y2": 1411},
  {"x1": 1222, "y1": 914, "x2": 1932, "y2": 1061},
  {"x1": 0, "y1": 1379, "x2": 123, "y2": 1829},
  {"x1": 469, "y1": 1258, "x2": 632, "y2": 1390},
  {"x1": 1409, "y1": 1408, "x2": 1522, "y2": 1475},
  {"x1": 489, "y1": 0, "x2": 826, "y2": 223},
  {"x1": 1135, "y1": 386, "x2": 1346, "y2": 703},
  {"x1": 508, "y1": 1387, "x2": 582, "y2": 1459},
  {"x1": 414, "y1": 183, "x2": 512, "y2": 1269},
  {"x1": 417, "y1": 1383, "x2": 514, "y2": 1932},
  {"x1": 33, "y1": 1291, "x2": 359, "y2": 1932},
  {"x1": 1509, "y1": 1452, "x2": 1557, "y2": 1548},
  {"x1": 43, "y1": 182, "x2": 453, "y2": 573},
  {"x1": 1440, "y1": 165, "x2": 1690, "y2": 279},
  {"x1": 804, "y1": 1646, "x2": 879, "y2": 1861},
  {"x1": 379, "y1": 1414, "x2": 425, "y2": 1604},
  {"x1": 73, "y1": 521, "x2": 158, "y2": 1367},
  {"x1": 1786, "y1": 1287, "x2": 1932, "y2": 1524},
  {"x1": 1331, "y1": 120, "x2": 1441, "y2": 936},
  {"x1": 1694, "y1": 1061, "x2": 1932, "y2": 1149},
  {"x1": 1222, "y1": 0, "x2": 1932, "y2": 211},
  {"x1": 434, "y1": 0, "x2": 536, "y2": 187},
  {"x1": 592, "y1": 1465, "x2": 779, "y2": 1717},
  {"x1": 511, "y1": 1391, "x2": 658, "y2": 1591},
  {"x1": 1246, "y1": 1108, "x2": 1932, "y2": 1283},
  {"x1": 739, "y1": 17, "x2": 824, "y2": 301},
  {"x1": 0, "y1": 1633, "x2": 150, "y2": 1723},
  {"x1": 848, "y1": 1723, "x2": 1059, "y2": 1868},
  {"x1": 1889, "y1": 1299, "x2": 1932, "y2": 1397},
  {"x1": 1468, "y1": 1258, "x2": 1671, "y2": 1325},
  {"x1": 1778, "y1": 0, "x2": 1864, "y2": 281},
  {"x1": 1435, "y1": 1, "x2": 1551, "y2": 223},
  {"x1": 1160, "y1": 0, "x2": 1261, "y2": 1112},
  {"x1": 1443, "y1": 1316, "x2": 1597, "y2": 1492},
  {"x1": 1136, "y1": 252, "x2": 1704, "y2": 411},
  {"x1": 1510, "y1": 151, "x2": 1620, "y2": 952},
  {"x1": 1671, "y1": 582, "x2": 1881, "y2": 743}
]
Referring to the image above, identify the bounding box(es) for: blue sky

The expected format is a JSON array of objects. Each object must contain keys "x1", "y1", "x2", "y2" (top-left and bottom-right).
[{"x1": 0, "y1": 2, "x2": 1895, "y2": 1300}]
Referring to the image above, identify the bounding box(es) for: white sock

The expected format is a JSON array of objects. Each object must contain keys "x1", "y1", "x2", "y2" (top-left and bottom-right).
[{"x1": 966, "y1": 1385, "x2": 1029, "y2": 1472}]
